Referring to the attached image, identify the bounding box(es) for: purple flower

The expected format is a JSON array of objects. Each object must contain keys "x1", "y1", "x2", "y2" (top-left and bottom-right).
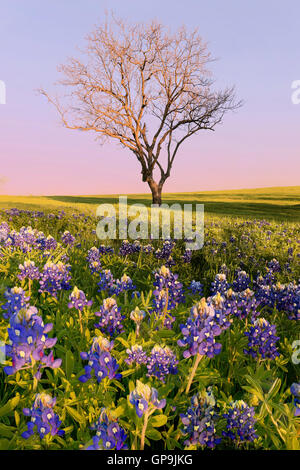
[
  {"x1": 39, "y1": 261, "x2": 72, "y2": 297},
  {"x1": 146, "y1": 345, "x2": 178, "y2": 383},
  {"x1": 4, "y1": 306, "x2": 61, "y2": 377},
  {"x1": 211, "y1": 273, "x2": 229, "y2": 295},
  {"x1": 94, "y1": 298, "x2": 124, "y2": 337},
  {"x1": 22, "y1": 393, "x2": 64, "y2": 440},
  {"x1": 222, "y1": 400, "x2": 257, "y2": 443},
  {"x1": 178, "y1": 299, "x2": 227, "y2": 359},
  {"x1": 79, "y1": 336, "x2": 122, "y2": 384},
  {"x1": 2, "y1": 287, "x2": 30, "y2": 319},
  {"x1": 244, "y1": 318, "x2": 280, "y2": 360},
  {"x1": 129, "y1": 380, "x2": 166, "y2": 418},
  {"x1": 68, "y1": 286, "x2": 93, "y2": 311},
  {"x1": 189, "y1": 280, "x2": 203, "y2": 296},
  {"x1": 119, "y1": 240, "x2": 141, "y2": 256},
  {"x1": 61, "y1": 230, "x2": 75, "y2": 247},
  {"x1": 86, "y1": 247, "x2": 102, "y2": 274},
  {"x1": 86, "y1": 408, "x2": 128, "y2": 450},
  {"x1": 290, "y1": 383, "x2": 300, "y2": 416},
  {"x1": 152, "y1": 266, "x2": 185, "y2": 328},
  {"x1": 180, "y1": 388, "x2": 221, "y2": 448},
  {"x1": 18, "y1": 260, "x2": 40, "y2": 281}
]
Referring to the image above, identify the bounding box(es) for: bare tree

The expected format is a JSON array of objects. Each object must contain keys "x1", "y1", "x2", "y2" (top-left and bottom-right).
[{"x1": 40, "y1": 15, "x2": 240, "y2": 204}]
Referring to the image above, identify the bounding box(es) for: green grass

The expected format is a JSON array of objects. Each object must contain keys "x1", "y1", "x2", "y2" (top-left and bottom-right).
[{"x1": 1, "y1": 186, "x2": 299, "y2": 222}]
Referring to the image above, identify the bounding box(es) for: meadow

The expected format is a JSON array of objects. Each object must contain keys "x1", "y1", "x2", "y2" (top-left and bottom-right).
[{"x1": 0, "y1": 187, "x2": 299, "y2": 450}]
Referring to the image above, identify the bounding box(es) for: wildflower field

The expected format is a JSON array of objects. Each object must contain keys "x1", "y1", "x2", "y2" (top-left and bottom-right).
[{"x1": 0, "y1": 189, "x2": 299, "y2": 451}]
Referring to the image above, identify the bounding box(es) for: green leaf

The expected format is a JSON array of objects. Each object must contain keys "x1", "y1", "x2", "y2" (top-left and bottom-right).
[
  {"x1": 65, "y1": 350, "x2": 75, "y2": 379},
  {"x1": 0, "y1": 395, "x2": 20, "y2": 418},
  {"x1": 150, "y1": 414, "x2": 168, "y2": 427},
  {"x1": 115, "y1": 337, "x2": 130, "y2": 348},
  {"x1": 146, "y1": 428, "x2": 162, "y2": 440},
  {"x1": 65, "y1": 406, "x2": 86, "y2": 425},
  {"x1": 0, "y1": 423, "x2": 15, "y2": 438}
]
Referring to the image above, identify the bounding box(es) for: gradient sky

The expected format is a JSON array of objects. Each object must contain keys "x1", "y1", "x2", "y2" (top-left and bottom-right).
[{"x1": 0, "y1": 0, "x2": 300, "y2": 195}]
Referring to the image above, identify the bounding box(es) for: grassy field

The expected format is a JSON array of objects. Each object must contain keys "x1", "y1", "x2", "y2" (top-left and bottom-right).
[{"x1": 0, "y1": 186, "x2": 299, "y2": 221}]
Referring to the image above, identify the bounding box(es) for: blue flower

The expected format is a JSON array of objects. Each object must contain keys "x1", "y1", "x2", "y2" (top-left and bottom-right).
[
  {"x1": 2, "y1": 286, "x2": 29, "y2": 319},
  {"x1": 222, "y1": 400, "x2": 257, "y2": 443},
  {"x1": 290, "y1": 383, "x2": 300, "y2": 416},
  {"x1": 22, "y1": 393, "x2": 64, "y2": 440},
  {"x1": 3, "y1": 306, "x2": 61, "y2": 377},
  {"x1": 178, "y1": 299, "x2": 228, "y2": 359},
  {"x1": 79, "y1": 336, "x2": 122, "y2": 384},
  {"x1": 129, "y1": 380, "x2": 166, "y2": 418},
  {"x1": 86, "y1": 408, "x2": 128, "y2": 450},
  {"x1": 244, "y1": 318, "x2": 280, "y2": 360},
  {"x1": 180, "y1": 388, "x2": 221, "y2": 449},
  {"x1": 94, "y1": 298, "x2": 124, "y2": 337},
  {"x1": 146, "y1": 345, "x2": 178, "y2": 383}
]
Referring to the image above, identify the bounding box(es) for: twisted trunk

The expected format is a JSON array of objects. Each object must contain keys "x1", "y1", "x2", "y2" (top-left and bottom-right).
[{"x1": 147, "y1": 179, "x2": 163, "y2": 205}]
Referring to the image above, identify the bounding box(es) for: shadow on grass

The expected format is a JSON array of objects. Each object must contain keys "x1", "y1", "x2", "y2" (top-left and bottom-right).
[{"x1": 46, "y1": 196, "x2": 300, "y2": 222}]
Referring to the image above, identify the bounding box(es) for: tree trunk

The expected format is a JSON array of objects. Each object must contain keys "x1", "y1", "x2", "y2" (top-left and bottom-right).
[{"x1": 148, "y1": 179, "x2": 163, "y2": 205}]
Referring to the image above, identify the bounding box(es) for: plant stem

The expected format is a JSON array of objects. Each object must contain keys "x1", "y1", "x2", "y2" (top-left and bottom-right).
[
  {"x1": 185, "y1": 353, "x2": 202, "y2": 394},
  {"x1": 78, "y1": 309, "x2": 83, "y2": 335},
  {"x1": 140, "y1": 410, "x2": 149, "y2": 450}
]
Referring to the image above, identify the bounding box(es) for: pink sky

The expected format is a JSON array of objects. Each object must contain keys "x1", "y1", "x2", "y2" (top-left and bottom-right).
[{"x1": 1, "y1": 1, "x2": 300, "y2": 195}]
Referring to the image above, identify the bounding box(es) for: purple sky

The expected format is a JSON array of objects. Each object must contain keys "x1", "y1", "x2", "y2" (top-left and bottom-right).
[{"x1": 1, "y1": 0, "x2": 300, "y2": 195}]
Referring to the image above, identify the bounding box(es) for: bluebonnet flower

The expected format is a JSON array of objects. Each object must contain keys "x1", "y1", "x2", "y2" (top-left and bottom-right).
[
  {"x1": 232, "y1": 270, "x2": 250, "y2": 292},
  {"x1": 86, "y1": 247, "x2": 102, "y2": 274},
  {"x1": 4, "y1": 306, "x2": 61, "y2": 378},
  {"x1": 130, "y1": 307, "x2": 146, "y2": 336},
  {"x1": 235, "y1": 288, "x2": 261, "y2": 320},
  {"x1": 4, "y1": 229, "x2": 28, "y2": 252},
  {"x1": 146, "y1": 345, "x2": 178, "y2": 383},
  {"x1": 131, "y1": 290, "x2": 141, "y2": 299},
  {"x1": 180, "y1": 388, "x2": 221, "y2": 449},
  {"x1": 178, "y1": 299, "x2": 224, "y2": 359},
  {"x1": 257, "y1": 281, "x2": 300, "y2": 321},
  {"x1": 221, "y1": 288, "x2": 260, "y2": 320},
  {"x1": 34, "y1": 233, "x2": 57, "y2": 252},
  {"x1": 86, "y1": 408, "x2": 128, "y2": 450},
  {"x1": 39, "y1": 261, "x2": 72, "y2": 297},
  {"x1": 210, "y1": 273, "x2": 229, "y2": 295},
  {"x1": 129, "y1": 380, "x2": 166, "y2": 418},
  {"x1": 125, "y1": 345, "x2": 148, "y2": 365},
  {"x1": 182, "y1": 249, "x2": 192, "y2": 263},
  {"x1": 79, "y1": 336, "x2": 122, "y2": 384},
  {"x1": 152, "y1": 266, "x2": 185, "y2": 327},
  {"x1": 112, "y1": 273, "x2": 135, "y2": 295},
  {"x1": 267, "y1": 258, "x2": 281, "y2": 273},
  {"x1": 0, "y1": 221, "x2": 9, "y2": 242},
  {"x1": 98, "y1": 244, "x2": 114, "y2": 255},
  {"x1": 68, "y1": 286, "x2": 93, "y2": 311},
  {"x1": 189, "y1": 280, "x2": 203, "y2": 296},
  {"x1": 98, "y1": 269, "x2": 116, "y2": 293},
  {"x1": 222, "y1": 400, "x2": 257, "y2": 443},
  {"x1": 22, "y1": 393, "x2": 64, "y2": 440},
  {"x1": 119, "y1": 240, "x2": 141, "y2": 256},
  {"x1": 94, "y1": 298, "x2": 124, "y2": 337},
  {"x1": 2, "y1": 287, "x2": 29, "y2": 319},
  {"x1": 290, "y1": 383, "x2": 300, "y2": 416},
  {"x1": 61, "y1": 230, "x2": 75, "y2": 247},
  {"x1": 155, "y1": 240, "x2": 175, "y2": 260},
  {"x1": 142, "y1": 243, "x2": 154, "y2": 254},
  {"x1": 244, "y1": 318, "x2": 280, "y2": 360},
  {"x1": 18, "y1": 260, "x2": 40, "y2": 281}
]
